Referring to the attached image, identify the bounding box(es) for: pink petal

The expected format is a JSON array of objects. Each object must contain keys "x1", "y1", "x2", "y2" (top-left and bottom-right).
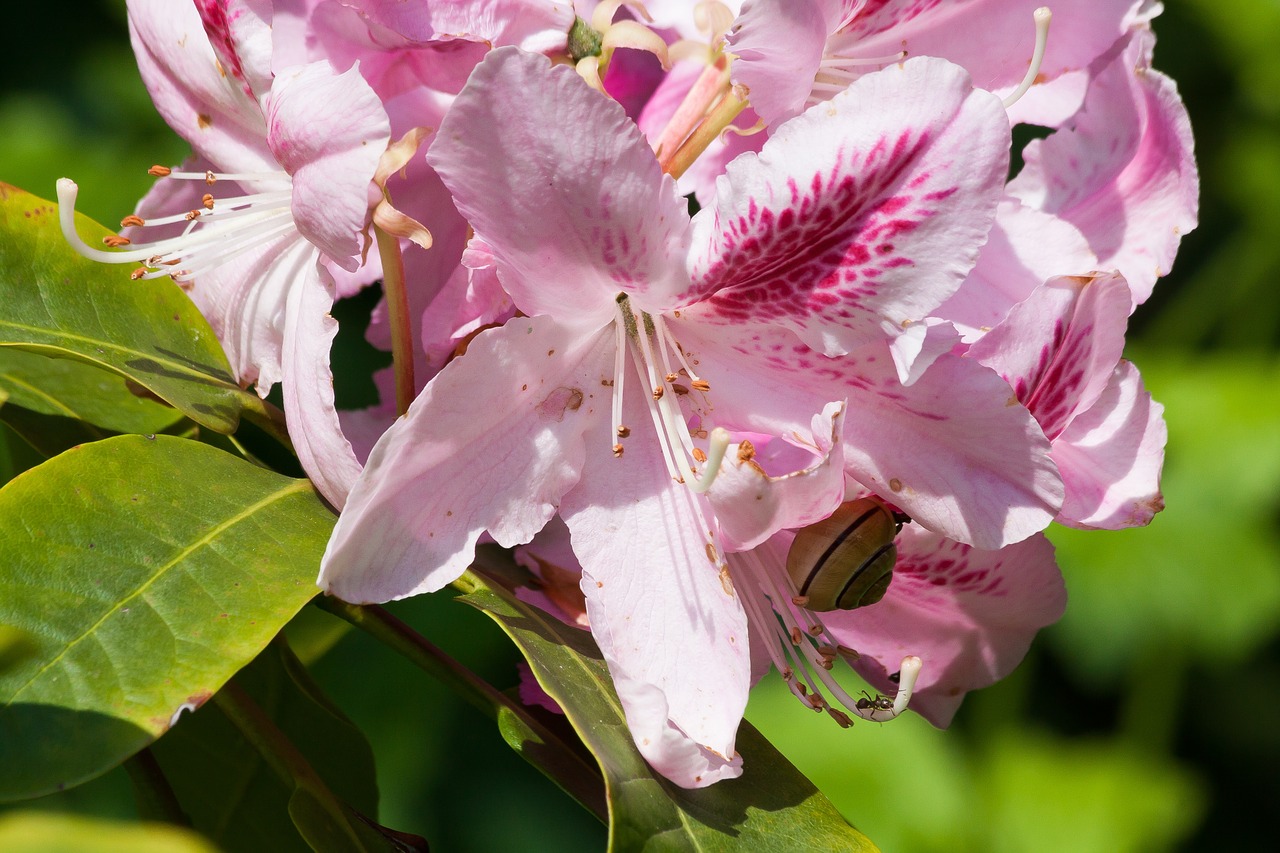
[
  {"x1": 825, "y1": 526, "x2": 1066, "y2": 726},
  {"x1": 426, "y1": 47, "x2": 693, "y2": 324},
  {"x1": 195, "y1": 231, "x2": 315, "y2": 391},
  {"x1": 560, "y1": 387, "x2": 751, "y2": 788},
  {"x1": 968, "y1": 272, "x2": 1133, "y2": 440},
  {"x1": 319, "y1": 316, "x2": 611, "y2": 602},
  {"x1": 936, "y1": 198, "x2": 1097, "y2": 340},
  {"x1": 837, "y1": 346, "x2": 1062, "y2": 548},
  {"x1": 730, "y1": 0, "x2": 1135, "y2": 129},
  {"x1": 357, "y1": 0, "x2": 573, "y2": 53},
  {"x1": 195, "y1": 0, "x2": 275, "y2": 101},
  {"x1": 1053, "y1": 360, "x2": 1167, "y2": 529},
  {"x1": 127, "y1": 0, "x2": 276, "y2": 172},
  {"x1": 1008, "y1": 29, "x2": 1199, "y2": 304},
  {"x1": 727, "y1": 0, "x2": 834, "y2": 130},
  {"x1": 689, "y1": 57, "x2": 1009, "y2": 356},
  {"x1": 709, "y1": 403, "x2": 848, "y2": 551},
  {"x1": 845, "y1": 0, "x2": 1138, "y2": 126},
  {"x1": 670, "y1": 318, "x2": 1060, "y2": 548},
  {"x1": 281, "y1": 266, "x2": 363, "y2": 509},
  {"x1": 265, "y1": 61, "x2": 390, "y2": 268}
]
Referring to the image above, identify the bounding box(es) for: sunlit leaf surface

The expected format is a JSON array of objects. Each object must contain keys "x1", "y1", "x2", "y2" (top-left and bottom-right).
[
  {"x1": 0, "y1": 183, "x2": 263, "y2": 433},
  {"x1": 0, "y1": 435, "x2": 334, "y2": 801},
  {"x1": 460, "y1": 576, "x2": 879, "y2": 852}
]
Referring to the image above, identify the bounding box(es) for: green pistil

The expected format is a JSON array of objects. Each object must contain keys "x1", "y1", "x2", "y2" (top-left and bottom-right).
[{"x1": 567, "y1": 16, "x2": 603, "y2": 62}]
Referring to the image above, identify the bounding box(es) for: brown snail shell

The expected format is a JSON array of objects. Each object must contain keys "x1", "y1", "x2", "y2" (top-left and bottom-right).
[{"x1": 786, "y1": 498, "x2": 900, "y2": 612}]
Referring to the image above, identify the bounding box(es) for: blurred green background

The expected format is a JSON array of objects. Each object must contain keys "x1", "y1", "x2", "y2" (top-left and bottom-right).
[{"x1": 2, "y1": 1, "x2": 1277, "y2": 850}]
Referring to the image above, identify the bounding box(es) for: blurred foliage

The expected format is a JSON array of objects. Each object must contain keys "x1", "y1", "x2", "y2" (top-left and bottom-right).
[{"x1": 1, "y1": 0, "x2": 1278, "y2": 851}]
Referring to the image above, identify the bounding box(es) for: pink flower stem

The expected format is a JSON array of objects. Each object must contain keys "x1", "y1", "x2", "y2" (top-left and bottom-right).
[
  {"x1": 654, "y1": 58, "x2": 730, "y2": 170},
  {"x1": 375, "y1": 224, "x2": 416, "y2": 416},
  {"x1": 664, "y1": 85, "x2": 748, "y2": 180}
]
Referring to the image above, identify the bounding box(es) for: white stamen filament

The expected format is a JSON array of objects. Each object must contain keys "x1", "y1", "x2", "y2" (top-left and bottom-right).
[
  {"x1": 1002, "y1": 7, "x2": 1052, "y2": 109},
  {"x1": 613, "y1": 297, "x2": 730, "y2": 495},
  {"x1": 728, "y1": 548, "x2": 923, "y2": 727},
  {"x1": 686, "y1": 428, "x2": 730, "y2": 493},
  {"x1": 57, "y1": 169, "x2": 296, "y2": 282}
]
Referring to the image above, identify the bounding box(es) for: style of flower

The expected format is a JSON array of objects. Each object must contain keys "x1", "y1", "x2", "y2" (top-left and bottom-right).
[
  {"x1": 319, "y1": 46, "x2": 1063, "y2": 786},
  {"x1": 58, "y1": 0, "x2": 393, "y2": 507}
]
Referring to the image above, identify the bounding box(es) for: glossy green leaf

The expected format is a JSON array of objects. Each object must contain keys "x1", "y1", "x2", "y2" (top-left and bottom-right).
[
  {"x1": 0, "y1": 347, "x2": 183, "y2": 455},
  {"x1": 0, "y1": 435, "x2": 334, "y2": 802},
  {"x1": 0, "y1": 812, "x2": 220, "y2": 853},
  {"x1": 150, "y1": 640, "x2": 391, "y2": 853},
  {"x1": 457, "y1": 574, "x2": 879, "y2": 852},
  {"x1": 0, "y1": 182, "x2": 267, "y2": 434}
]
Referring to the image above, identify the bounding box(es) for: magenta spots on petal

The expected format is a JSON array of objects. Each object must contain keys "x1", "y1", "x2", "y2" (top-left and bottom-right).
[{"x1": 194, "y1": 0, "x2": 253, "y2": 98}]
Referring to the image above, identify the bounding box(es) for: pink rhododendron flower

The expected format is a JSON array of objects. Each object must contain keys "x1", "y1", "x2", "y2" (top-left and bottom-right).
[
  {"x1": 58, "y1": 0, "x2": 395, "y2": 508},
  {"x1": 730, "y1": 0, "x2": 1141, "y2": 130},
  {"x1": 1007, "y1": 26, "x2": 1199, "y2": 304},
  {"x1": 968, "y1": 271, "x2": 1167, "y2": 529},
  {"x1": 320, "y1": 47, "x2": 1063, "y2": 786}
]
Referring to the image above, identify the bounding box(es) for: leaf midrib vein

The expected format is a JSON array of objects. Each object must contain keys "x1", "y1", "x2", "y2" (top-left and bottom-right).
[{"x1": 6, "y1": 479, "x2": 311, "y2": 706}]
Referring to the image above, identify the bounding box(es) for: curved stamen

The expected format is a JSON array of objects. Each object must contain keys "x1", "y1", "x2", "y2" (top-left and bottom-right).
[
  {"x1": 686, "y1": 427, "x2": 730, "y2": 493},
  {"x1": 850, "y1": 655, "x2": 922, "y2": 721},
  {"x1": 1002, "y1": 7, "x2": 1052, "y2": 109},
  {"x1": 728, "y1": 548, "x2": 924, "y2": 728},
  {"x1": 59, "y1": 169, "x2": 297, "y2": 283}
]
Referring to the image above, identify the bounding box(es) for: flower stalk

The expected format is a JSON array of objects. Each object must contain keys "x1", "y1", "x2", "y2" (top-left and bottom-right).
[{"x1": 375, "y1": 223, "x2": 416, "y2": 417}]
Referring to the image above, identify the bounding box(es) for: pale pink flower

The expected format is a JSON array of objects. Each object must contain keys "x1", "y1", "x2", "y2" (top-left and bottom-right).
[
  {"x1": 320, "y1": 48, "x2": 1062, "y2": 786},
  {"x1": 729, "y1": 0, "x2": 1143, "y2": 131},
  {"x1": 1007, "y1": 26, "x2": 1199, "y2": 305},
  {"x1": 58, "y1": 0, "x2": 393, "y2": 507},
  {"x1": 968, "y1": 271, "x2": 1167, "y2": 529}
]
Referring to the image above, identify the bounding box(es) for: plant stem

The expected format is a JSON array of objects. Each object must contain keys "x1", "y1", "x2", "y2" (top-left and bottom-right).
[
  {"x1": 315, "y1": 595, "x2": 607, "y2": 822},
  {"x1": 375, "y1": 224, "x2": 416, "y2": 416},
  {"x1": 123, "y1": 747, "x2": 189, "y2": 826}
]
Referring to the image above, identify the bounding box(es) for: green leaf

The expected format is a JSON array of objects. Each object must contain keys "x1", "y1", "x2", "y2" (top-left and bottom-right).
[
  {"x1": 0, "y1": 347, "x2": 183, "y2": 455},
  {"x1": 150, "y1": 640, "x2": 388, "y2": 853},
  {"x1": 0, "y1": 182, "x2": 267, "y2": 434},
  {"x1": 0, "y1": 812, "x2": 220, "y2": 853},
  {"x1": 0, "y1": 435, "x2": 335, "y2": 802},
  {"x1": 457, "y1": 573, "x2": 879, "y2": 853}
]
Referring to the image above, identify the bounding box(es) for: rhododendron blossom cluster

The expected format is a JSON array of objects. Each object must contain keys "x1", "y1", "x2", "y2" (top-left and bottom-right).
[{"x1": 63, "y1": 0, "x2": 1196, "y2": 790}]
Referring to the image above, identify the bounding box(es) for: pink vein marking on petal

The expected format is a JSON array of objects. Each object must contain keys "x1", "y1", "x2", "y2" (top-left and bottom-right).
[
  {"x1": 699, "y1": 128, "x2": 954, "y2": 324},
  {"x1": 194, "y1": 0, "x2": 252, "y2": 98}
]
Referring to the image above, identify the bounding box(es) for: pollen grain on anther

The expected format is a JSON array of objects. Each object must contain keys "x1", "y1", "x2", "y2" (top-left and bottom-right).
[
  {"x1": 102, "y1": 235, "x2": 131, "y2": 247},
  {"x1": 691, "y1": 378, "x2": 711, "y2": 392},
  {"x1": 120, "y1": 214, "x2": 145, "y2": 228},
  {"x1": 652, "y1": 385, "x2": 664, "y2": 400},
  {"x1": 616, "y1": 424, "x2": 631, "y2": 437},
  {"x1": 612, "y1": 443, "x2": 625, "y2": 457},
  {"x1": 692, "y1": 447, "x2": 708, "y2": 463},
  {"x1": 148, "y1": 165, "x2": 172, "y2": 177},
  {"x1": 201, "y1": 193, "x2": 215, "y2": 210}
]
